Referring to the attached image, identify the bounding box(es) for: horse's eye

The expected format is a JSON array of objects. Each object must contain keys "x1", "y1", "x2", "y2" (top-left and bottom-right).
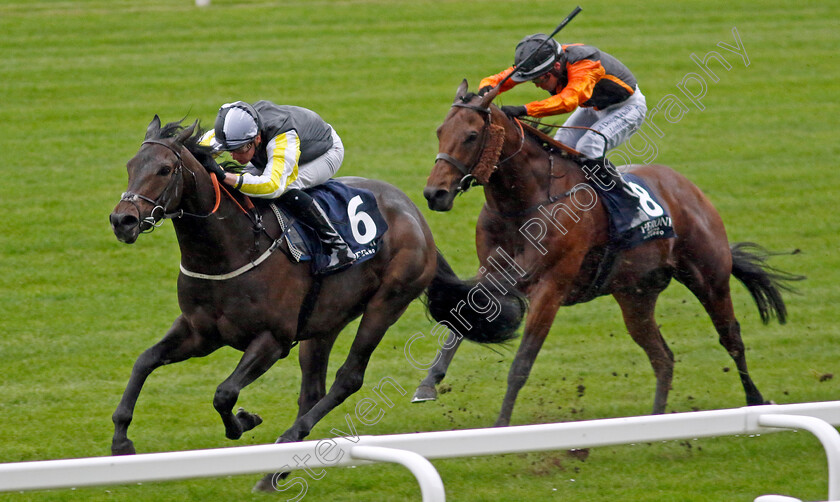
[
  {"x1": 464, "y1": 131, "x2": 479, "y2": 143},
  {"x1": 158, "y1": 166, "x2": 172, "y2": 176}
]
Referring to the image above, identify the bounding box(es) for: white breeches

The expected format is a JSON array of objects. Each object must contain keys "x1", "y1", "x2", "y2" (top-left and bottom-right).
[
  {"x1": 288, "y1": 127, "x2": 344, "y2": 190},
  {"x1": 553, "y1": 86, "x2": 647, "y2": 159}
]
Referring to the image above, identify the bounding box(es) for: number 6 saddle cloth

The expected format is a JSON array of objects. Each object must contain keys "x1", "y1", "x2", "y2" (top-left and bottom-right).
[{"x1": 270, "y1": 180, "x2": 389, "y2": 275}]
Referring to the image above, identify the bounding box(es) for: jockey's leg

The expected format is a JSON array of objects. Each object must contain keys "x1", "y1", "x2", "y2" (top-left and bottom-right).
[
  {"x1": 278, "y1": 188, "x2": 356, "y2": 270},
  {"x1": 576, "y1": 89, "x2": 648, "y2": 195},
  {"x1": 553, "y1": 107, "x2": 594, "y2": 149}
]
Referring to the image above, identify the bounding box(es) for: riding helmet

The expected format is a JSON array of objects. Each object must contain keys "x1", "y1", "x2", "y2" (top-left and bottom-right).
[
  {"x1": 511, "y1": 34, "x2": 561, "y2": 82},
  {"x1": 214, "y1": 101, "x2": 262, "y2": 151}
]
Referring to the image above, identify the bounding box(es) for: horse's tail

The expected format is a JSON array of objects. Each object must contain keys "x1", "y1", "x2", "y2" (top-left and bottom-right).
[
  {"x1": 730, "y1": 242, "x2": 805, "y2": 324},
  {"x1": 424, "y1": 249, "x2": 526, "y2": 344}
]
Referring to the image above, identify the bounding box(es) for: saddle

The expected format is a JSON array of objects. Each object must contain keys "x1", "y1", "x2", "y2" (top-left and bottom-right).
[{"x1": 264, "y1": 181, "x2": 389, "y2": 275}]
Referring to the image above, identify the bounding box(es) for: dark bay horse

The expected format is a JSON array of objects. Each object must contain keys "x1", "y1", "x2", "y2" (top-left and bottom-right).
[
  {"x1": 109, "y1": 116, "x2": 525, "y2": 489},
  {"x1": 416, "y1": 80, "x2": 802, "y2": 427}
]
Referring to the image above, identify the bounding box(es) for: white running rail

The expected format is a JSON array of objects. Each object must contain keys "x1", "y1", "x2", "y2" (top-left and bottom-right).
[{"x1": 1, "y1": 401, "x2": 838, "y2": 501}]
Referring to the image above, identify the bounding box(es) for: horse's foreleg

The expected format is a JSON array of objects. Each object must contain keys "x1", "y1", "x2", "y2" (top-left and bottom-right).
[
  {"x1": 495, "y1": 285, "x2": 560, "y2": 427},
  {"x1": 112, "y1": 316, "x2": 216, "y2": 455},
  {"x1": 613, "y1": 291, "x2": 674, "y2": 414},
  {"x1": 412, "y1": 330, "x2": 463, "y2": 402},
  {"x1": 214, "y1": 331, "x2": 287, "y2": 440}
]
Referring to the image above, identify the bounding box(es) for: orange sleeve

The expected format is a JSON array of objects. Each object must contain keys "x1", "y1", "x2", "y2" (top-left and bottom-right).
[
  {"x1": 524, "y1": 59, "x2": 605, "y2": 118},
  {"x1": 478, "y1": 66, "x2": 521, "y2": 93}
]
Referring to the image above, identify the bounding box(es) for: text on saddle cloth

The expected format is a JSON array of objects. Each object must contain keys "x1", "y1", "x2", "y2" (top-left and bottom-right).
[
  {"x1": 276, "y1": 180, "x2": 389, "y2": 273},
  {"x1": 593, "y1": 173, "x2": 676, "y2": 250}
]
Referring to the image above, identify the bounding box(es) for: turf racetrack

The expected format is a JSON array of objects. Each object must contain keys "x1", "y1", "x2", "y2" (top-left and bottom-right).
[{"x1": 0, "y1": 1, "x2": 838, "y2": 500}]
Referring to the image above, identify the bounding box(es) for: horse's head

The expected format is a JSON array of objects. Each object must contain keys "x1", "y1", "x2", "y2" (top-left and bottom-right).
[
  {"x1": 110, "y1": 116, "x2": 199, "y2": 243},
  {"x1": 424, "y1": 79, "x2": 506, "y2": 211}
]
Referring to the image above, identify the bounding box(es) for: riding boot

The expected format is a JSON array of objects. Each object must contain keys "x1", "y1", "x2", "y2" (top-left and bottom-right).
[
  {"x1": 580, "y1": 157, "x2": 638, "y2": 200},
  {"x1": 278, "y1": 189, "x2": 357, "y2": 271}
]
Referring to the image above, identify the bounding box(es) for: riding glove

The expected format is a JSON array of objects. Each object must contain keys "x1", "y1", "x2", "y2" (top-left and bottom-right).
[
  {"x1": 202, "y1": 157, "x2": 227, "y2": 182},
  {"x1": 501, "y1": 105, "x2": 527, "y2": 118}
]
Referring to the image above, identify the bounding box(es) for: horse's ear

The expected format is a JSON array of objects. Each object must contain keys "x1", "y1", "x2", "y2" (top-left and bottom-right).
[
  {"x1": 145, "y1": 115, "x2": 161, "y2": 140},
  {"x1": 479, "y1": 85, "x2": 501, "y2": 108},
  {"x1": 175, "y1": 120, "x2": 198, "y2": 145},
  {"x1": 454, "y1": 79, "x2": 469, "y2": 102}
]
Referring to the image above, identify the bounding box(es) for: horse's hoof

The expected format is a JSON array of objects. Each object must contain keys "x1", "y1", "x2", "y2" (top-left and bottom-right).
[
  {"x1": 236, "y1": 408, "x2": 263, "y2": 432},
  {"x1": 411, "y1": 385, "x2": 437, "y2": 403},
  {"x1": 111, "y1": 439, "x2": 136, "y2": 456},
  {"x1": 252, "y1": 472, "x2": 279, "y2": 493}
]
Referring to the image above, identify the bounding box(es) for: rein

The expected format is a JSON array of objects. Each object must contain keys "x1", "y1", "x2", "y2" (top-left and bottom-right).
[
  {"x1": 121, "y1": 136, "x2": 288, "y2": 282},
  {"x1": 437, "y1": 104, "x2": 587, "y2": 218}
]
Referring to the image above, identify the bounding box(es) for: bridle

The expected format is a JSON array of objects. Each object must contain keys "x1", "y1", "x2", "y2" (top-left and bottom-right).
[
  {"x1": 435, "y1": 102, "x2": 524, "y2": 193},
  {"x1": 119, "y1": 139, "x2": 221, "y2": 233}
]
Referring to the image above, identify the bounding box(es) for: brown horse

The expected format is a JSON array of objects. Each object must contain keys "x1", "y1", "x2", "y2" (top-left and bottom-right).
[
  {"x1": 415, "y1": 80, "x2": 802, "y2": 427},
  {"x1": 108, "y1": 116, "x2": 526, "y2": 490}
]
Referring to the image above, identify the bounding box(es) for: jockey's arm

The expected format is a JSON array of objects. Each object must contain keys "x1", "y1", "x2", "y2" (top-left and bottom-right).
[
  {"x1": 235, "y1": 130, "x2": 302, "y2": 199},
  {"x1": 479, "y1": 66, "x2": 521, "y2": 94},
  {"x1": 524, "y1": 59, "x2": 605, "y2": 118}
]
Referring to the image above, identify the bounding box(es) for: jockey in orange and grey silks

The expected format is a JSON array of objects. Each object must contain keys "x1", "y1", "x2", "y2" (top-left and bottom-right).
[
  {"x1": 479, "y1": 43, "x2": 638, "y2": 118},
  {"x1": 480, "y1": 34, "x2": 648, "y2": 199}
]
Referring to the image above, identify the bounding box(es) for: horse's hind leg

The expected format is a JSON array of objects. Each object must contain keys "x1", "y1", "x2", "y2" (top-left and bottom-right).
[
  {"x1": 296, "y1": 335, "x2": 339, "y2": 420},
  {"x1": 112, "y1": 316, "x2": 219, "y2": 455},
  {"x1": 613, "y1": 291, "x2": 675, "y2": 414},
  {"x1": 213, "y1": 331, "x2": 287, "y2": 440},
  {"x1": 680, "y1": 271, "x2": 766, "y2": 406},
  {"x1": 412, "y1": 330, "x2": 463, "y2": 402},
  {"x1": 276, "y1": 288, "x2": 420, "y2": 446}
]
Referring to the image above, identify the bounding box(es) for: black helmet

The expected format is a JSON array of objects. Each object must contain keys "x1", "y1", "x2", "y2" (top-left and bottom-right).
[
  {"x1": 511, "y1": 34, "x2": 560, "y2": 82},
  {"x1": 214, "y1": 101, "x2": 262, "y2": 151}
]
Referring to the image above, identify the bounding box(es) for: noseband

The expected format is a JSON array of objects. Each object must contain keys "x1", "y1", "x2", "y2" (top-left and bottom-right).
[
  {"x1": 435, "y1": 102, "x2": 524, "y2": 193},
  {"x1": 434, "y1": 103, "x2": 491, "y2": 193},
  {"x1": 120, "y1": 139, "x2": 221, "y2": 233}
]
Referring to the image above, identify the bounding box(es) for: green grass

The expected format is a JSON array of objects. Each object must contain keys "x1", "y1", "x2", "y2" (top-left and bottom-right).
[{"x1": 1, "y1": 0, "x2": 838, "y2": 500}]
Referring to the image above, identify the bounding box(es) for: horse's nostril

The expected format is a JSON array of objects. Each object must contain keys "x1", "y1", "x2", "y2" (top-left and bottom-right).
[
  {"x1": 423, "y1": 187, "x2": 448, "y2": 202},
  {"x1": 110, "y1": 212, "x2": 138, "y2": 229}
]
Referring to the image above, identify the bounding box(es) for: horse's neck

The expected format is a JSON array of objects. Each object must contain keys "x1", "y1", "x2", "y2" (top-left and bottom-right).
[
  {"x1": 172, "y1": 172, "x2": 258, "y2": 271},
  {"x1": 484, "y1": 131, "x2": 581, "y2": 215}
]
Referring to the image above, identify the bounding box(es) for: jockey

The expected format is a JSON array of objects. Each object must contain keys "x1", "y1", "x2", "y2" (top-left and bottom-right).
[
  {"x1": 200, "y1": 100, "x2": 356, "y2": 271},
  {"x1": 479, "y1": 34, "x2": 647, "y2": 194}
]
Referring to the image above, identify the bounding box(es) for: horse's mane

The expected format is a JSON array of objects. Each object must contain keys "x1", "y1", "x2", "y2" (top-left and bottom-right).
[
  {"x1": 156, "y1": 119, "x2": 216, "y2": 167},
  {"x1": 460, "y1": 92, "x2": 479, "y2": 103}
]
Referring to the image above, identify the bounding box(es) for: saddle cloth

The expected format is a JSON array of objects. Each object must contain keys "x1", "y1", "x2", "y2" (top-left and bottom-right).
[
  {"x1": 593, "y1": 173, "x2": 676, "y2": 250},
  {"x1": 271, "y1": 180, "x2": 388, "y2": 274}
]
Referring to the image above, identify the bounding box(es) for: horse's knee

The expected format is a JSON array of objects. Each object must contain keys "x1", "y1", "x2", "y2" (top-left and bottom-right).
[
  {"x1": 213, "y1": 384, "x2": 238, "y2": 413},
  {"x1": 334, "y1": 367, "x2": 365, "y2": 395}
]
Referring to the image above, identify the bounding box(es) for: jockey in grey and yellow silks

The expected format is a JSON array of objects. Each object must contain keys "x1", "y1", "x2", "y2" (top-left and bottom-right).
[
  {"x1": 201, "y1": 100, "x2": 355, "y2": 272},
  {"x1": 200, "y1": 100, "x2": 338, "y2": 199}
]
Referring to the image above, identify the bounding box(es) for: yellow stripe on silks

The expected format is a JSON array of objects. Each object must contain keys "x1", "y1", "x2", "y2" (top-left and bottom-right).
[
  {"x1": 239, "y1": 130, "x2": 301, "y2": 198},
  {"x1": 198, "y1": 130, "x2": 215, "y2": 147}
]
